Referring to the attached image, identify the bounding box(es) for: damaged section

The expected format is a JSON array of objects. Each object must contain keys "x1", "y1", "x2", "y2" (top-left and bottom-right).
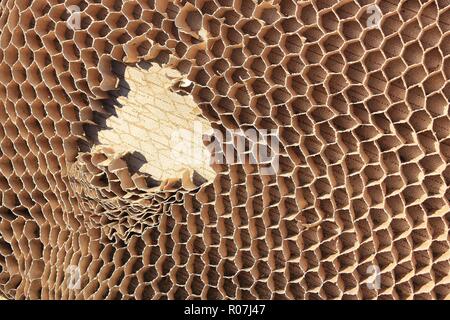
[
  {"x1": 70, "y1": 61, "x2": 218, "y2": 241},
  {"x1": 68, "y1": 145, "x2": 200, "y2": 241},
  {"x1": 97, "y1": 62, "x2": 216, "y2": 185}
]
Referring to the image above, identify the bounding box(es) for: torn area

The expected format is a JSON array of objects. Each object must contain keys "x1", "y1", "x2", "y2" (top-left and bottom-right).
[
  {"x1": 97, "y1": 62, "x2": 216, "y2": 186},
  {"x1": 67, "y1": 145, "x2": 188, "y2": 241},
  {"x1": 68, "y1": 61, "x2": 218, "y2": 240}
]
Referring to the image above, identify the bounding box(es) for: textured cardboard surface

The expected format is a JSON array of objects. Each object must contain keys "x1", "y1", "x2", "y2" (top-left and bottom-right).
[{"x1": 0, "y1": 0, "x2": 449, "y2": 300}]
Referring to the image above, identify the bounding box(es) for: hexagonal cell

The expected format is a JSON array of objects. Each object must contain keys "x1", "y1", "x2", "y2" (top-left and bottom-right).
[
  {"x1": 3, "y1": 45, "x2": 20, "y2": 67},
  {"x1": 286, "y1": 75, "x2": 307, "y2": 97},
  {"x1": 260, "y1": 26, "x2": 281, "y2": 46},
  {"x1": 281, "y1": 33, "x2": 303, "y2": 54},
  {"x1": 362, "y1": 49, "x2": 385, "y2": 72},
  {"x1": 278, "y1": 16, "x2": 301, "y2": 33},
  {"x1": 398, "y1": 0, "x2": 420, "y2": 21},
  {"x1": 325, "y1": 74, "x2": 348, "y2": 95},
  {"x1": 335, "y1": 0, "x2": 360, "y2": 19},
  {"x1": 301, "y1": 42, "x2": 322, "y2": 64},
  {"x1": 268, "y1": 87, "x2": 291, "y2": 105},
  {"x1": 420, "y1": 25, "x2": 443, "y2": 50},
  {"x1": 341, "y1": 20, "x2": 363, "y2": 40},
  {"x1": 265, "y1": 65, "x2": 285, "y2": 87},
  {"x1": 399, "y1": 18, "x2": 421, "y2": 44},
  {"x1": 362, "y1": 28, "x2": 383, "y2": 51},
  {"x1": 387, "y1": 78, "x2": 407, "y2": 103},
  {"x1": 419, "y1": 1, "x2": 438, "y2": 27},
  {"x1": 249, "y1": 95, "x2": 270, "y2": 117},
  {"x1": 343, "y1": 41, "x2": 364, "y2": 62},
  {"x1": 382, "y1": 34, "x2": 404, "y2": 59},
  {"x1": 297, "y1": 3, "x2": 316, "y2": 25},
  {"x1": 11, "y1": 26, "x2": 26, "y2": 49},
  {"x1": 234, "y1": 106, "x2": 255, "y2": 126},
  {"x1": 86, "y1": 4, "x2": 109, "y2": 21},
  {"x1": 262, "y1": 46, "x2": 284, "y2": 66},
  {"x1": 423, "y1": 72, "x2": 445, "y2": 95},
  {"x1": 228, "y1": 47, "x2": 245, "y2": 66},
  {"x1": 282, "y1": 54, "x2": 304, "y2": 74},
  {"x1": 303, "y1": 65, "x2": 327, "y2": 85},
  {"x1": 402, "y1": 41, "x2": 424, "y2": 66}
]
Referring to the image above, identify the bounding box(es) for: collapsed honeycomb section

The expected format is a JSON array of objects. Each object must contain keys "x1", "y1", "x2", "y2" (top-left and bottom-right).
[{"x1": 0, "y1": 0, "x2": 449, "y2": 300}]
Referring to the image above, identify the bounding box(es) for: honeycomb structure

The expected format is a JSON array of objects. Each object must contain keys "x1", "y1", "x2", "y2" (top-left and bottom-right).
[{"x1": 0, "y1": 0, "x2": 449, "y2": 300}]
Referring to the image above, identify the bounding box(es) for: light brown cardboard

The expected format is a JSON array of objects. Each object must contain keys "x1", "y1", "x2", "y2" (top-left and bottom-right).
[{"x1": 0, "y1": 0, "x2": 448, "y2": 301}]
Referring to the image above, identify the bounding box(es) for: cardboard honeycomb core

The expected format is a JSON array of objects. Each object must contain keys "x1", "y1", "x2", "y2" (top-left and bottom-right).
[
  {"x1": 0, "y1": 0, "x2": 449, "y2": 300},
  {"x1": 97, "y1": 63, "x2": 216, "y2": 183}
]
